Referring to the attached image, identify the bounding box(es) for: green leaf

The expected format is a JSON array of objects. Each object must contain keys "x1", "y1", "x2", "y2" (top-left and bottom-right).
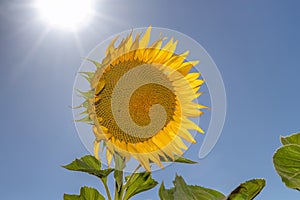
[
  {"x1": 188, "y1": 185, "x2": 226, "y2": 200},
  {"x1": 64, "y1": 194, "x2": 80, "y2": 200},
  {"x1": 174, "y1": 155, "x2": 198, "y2": 164},
  {"x1": 123, "y1": 172, "x2": 158, "y2": 200},
  {"x1": 173, "y1": 175, "x2": 225, "y2": 200},
  {"x1": 64, "y1": 186, "x2": 105, "y2": 200},
  {"x1": 159, "y1": 175, "x2": 225, "y2": 200},
  {"x1": 62, "y1": 155, "x2": 114, "y2": 179},
  {"x1": 159, "y1": 182, "x2": 174, "y2": 200},
  {"x1": 227, "y1": 179, "x2": 266, "y2": 200},
  {"x1": 281, "y1": 133, "x2": 300, "y2": 146},
  {"x1": 79, "y1": 187, "x2": 105, "y2": 200},
  {"x1": 273, "y1": 144, "x2": 300, "y2": 191}
]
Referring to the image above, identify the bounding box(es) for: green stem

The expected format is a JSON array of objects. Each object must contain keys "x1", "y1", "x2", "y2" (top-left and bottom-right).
[
  {"x1": 113, "y1": 154, "x2": 126, "y2": 200},
  {"x1": 115, "y1": 164, "x2": 142, "y2": 200},
  {"x1": 101, "y1": 178, "x2": 112, "y2": 200},
  {"x1": 114, "y1": 171, "x2": 123, "y2": 200}
]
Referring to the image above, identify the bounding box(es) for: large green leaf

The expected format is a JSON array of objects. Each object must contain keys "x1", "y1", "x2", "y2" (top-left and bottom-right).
[
  {"x1": 62, "y1": 155, "x2": 114, "y2": 179},
  {"x1": 281, "y1": 133, "x2": 300, "y2": 146},
  {"x1": 123, "y1": 172, "x2": 158, "y2": 200},
  {"x1": 159, "y1": 175, "x2": 226, "y2": 200},
  {"x1": 227, "y1": 179, "x2": 266, "y2": 200},
  {"x1": 273, "y1": 144, "x2": 300, "y2": 190},
  {"x1": 188, "y1": 185, "x2": 226, "y2": 200},
  {"x1": 64, "y1": 186, "x2": 105, "y2": 200},
  {"x1": 159, "y1": 182, "x2": 175, "y2": 200},
  {"x1": 173, "y1": 175, "x2": 226, "y2": 200}
]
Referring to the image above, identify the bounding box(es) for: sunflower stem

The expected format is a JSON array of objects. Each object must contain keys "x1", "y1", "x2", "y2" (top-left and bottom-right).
[
  {"x1": 100, "y1": 177, "x2": 112, "y2": 200},
  {"x1": 114, "y1": 154, "x2": 126, "y2": 200},
  {"x1": 115, "y1": 182, "x2": 122, "y2": 200},
  {"x1": 114, "y1": 170, "x2": 124, "y2": 200}
]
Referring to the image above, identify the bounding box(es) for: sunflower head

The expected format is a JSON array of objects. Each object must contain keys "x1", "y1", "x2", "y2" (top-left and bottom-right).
[{"x1": 76, "y1": 26, "x2": 206, "y2": 171}]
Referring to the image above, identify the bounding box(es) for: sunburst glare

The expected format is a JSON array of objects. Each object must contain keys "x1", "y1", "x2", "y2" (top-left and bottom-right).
[{"x1": 34, "y1": 0, "x2": 93, "y2": 31}]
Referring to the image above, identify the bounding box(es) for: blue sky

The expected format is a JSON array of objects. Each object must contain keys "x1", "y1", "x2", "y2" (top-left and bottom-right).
[{"x1": 0, "y1": 0, "x2": 300, "y2": 199}]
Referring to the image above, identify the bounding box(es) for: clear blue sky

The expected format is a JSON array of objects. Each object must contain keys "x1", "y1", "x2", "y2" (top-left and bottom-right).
[{"x1": 0, "y1": 0, "x2": 300, "y2": 199}]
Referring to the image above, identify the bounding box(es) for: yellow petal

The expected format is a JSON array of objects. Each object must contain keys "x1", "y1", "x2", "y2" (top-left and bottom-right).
[
  {"x1": 137, "y1": 155, "x2": 151, "y2": 172},
  {"x1": 182, "y1": 108, "x2": 203, "y2": 117},
  {"x1": 106, "y1": 36, "x2": 119, "y2": 56},
  {"x1": 190, "y1": 79, "x2": 204, "y2": 88},
  {"x1": 166, "y1": 142, "x2": 183, "y2": 155},
  {"x1": 127, "y1": 143, "x2": 137, "y2": 153},
  {"x1": 125, "y1": 31, "x2": 133, "y2": 51},
  {"x1": 130, "y1": 33, "x2": 140, "y2": 51},
  {"x1": 93, "y1": 125, "x2": 107, "y2": 141},
  {"x1": 177, "y1": 60, "x2": 199, "y2": 75},
  {"x1": 177, "y1": 128, "x2": 196, "y2": 144},
  {"x1": 181, "y1": 118, "x2": 204, "y2": 133},
  {"x1": 95, "y1": 79, "x2": 105, "y2": 95},
  {"x1": 139, "y1": 25, "x2": 152, "y2": 49},
  {"x1": 184, "y1": 102, "x2": 208, "y2": 110},
  {"x1": 150, "y1": 36, "x2": 167, "y2": 49},
  {"x1": 94, "y1": 141, "x2": 100, "y2": 160},
  {"x1": 148, "y1": 153, "x2": 164, "y2": 168},
  {"x1": 185, "y1": 72, "x2": 201, "y2": 82},
  {"x1": 162, "y1": 38, "x2": 177, "y2": 54},
  {"x1": 173, "y1": 136, "x2": 188, "y2": 150},
  {"x1": 106, "y1": 148, "x2": 113, "y2": 168}
]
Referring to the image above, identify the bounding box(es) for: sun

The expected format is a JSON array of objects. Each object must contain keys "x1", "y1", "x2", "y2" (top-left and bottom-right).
[{"x1": 35, "y1": 0, "x2": 93, "y2": 31}]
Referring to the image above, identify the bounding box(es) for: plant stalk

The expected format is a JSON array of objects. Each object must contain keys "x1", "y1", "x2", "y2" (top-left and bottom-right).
[{"x1": 101, "y1": 178, "x2": 112, "y2": 200}]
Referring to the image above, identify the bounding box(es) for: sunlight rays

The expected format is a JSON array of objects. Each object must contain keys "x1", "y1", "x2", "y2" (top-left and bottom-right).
[{"x1": 34, "y1": 0, "x2": 94, "y2": 31}]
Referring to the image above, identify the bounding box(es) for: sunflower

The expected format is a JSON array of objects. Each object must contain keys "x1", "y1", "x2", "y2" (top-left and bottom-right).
[{"x1": 77, "y1": 26, "x2": 206, "y2": 171}]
